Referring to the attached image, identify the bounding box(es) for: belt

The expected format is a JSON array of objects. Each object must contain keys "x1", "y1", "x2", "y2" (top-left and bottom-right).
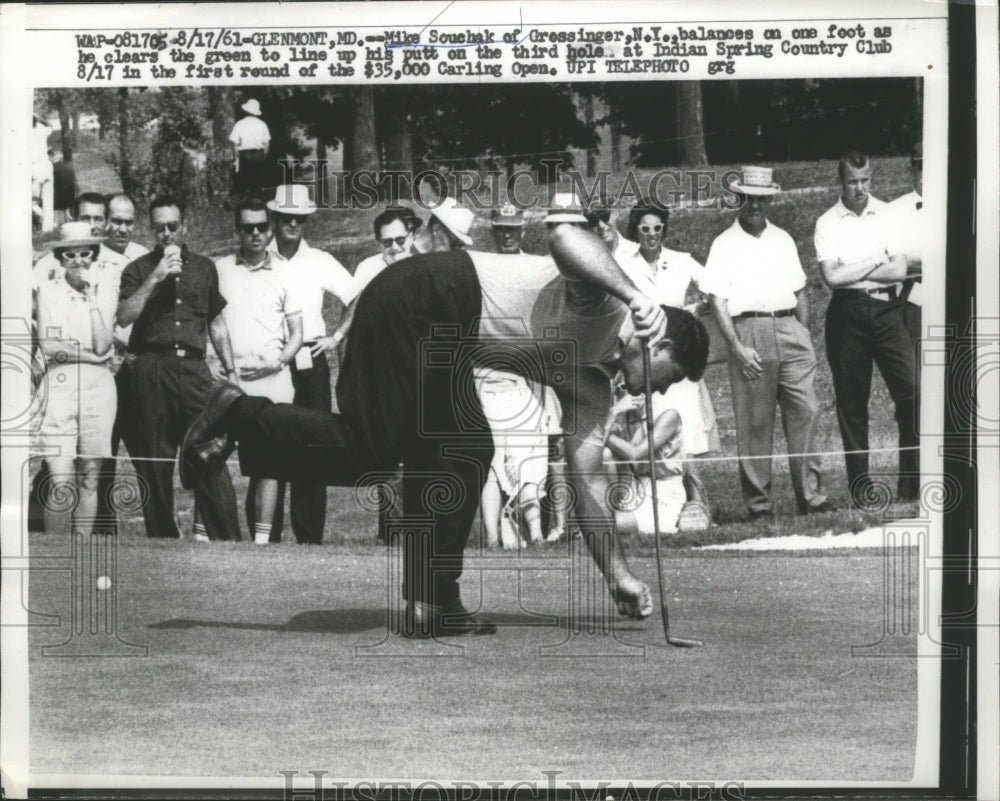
[
  {"x1": 837, "y1": 286, "x2": 899, "y2": 301},
  {"x1": 133, "y1": 344, "x2": 205, "y2": 360},
  {"x1": 735, "y1": 309, "x2": 795, "y2": 319}
]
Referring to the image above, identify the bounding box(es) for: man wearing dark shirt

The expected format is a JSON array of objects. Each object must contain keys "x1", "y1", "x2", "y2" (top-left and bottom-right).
[{"x1": 117, "y1": 195, "x2": 240, "y2": 540}]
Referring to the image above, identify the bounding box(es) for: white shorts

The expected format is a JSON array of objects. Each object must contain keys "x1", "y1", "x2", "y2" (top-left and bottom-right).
[
  {"x1": 39, "y1": 363, "x2": 116, "y2": 467},
  {"x1": 624, "y1": 474, "x2": 686, "y2": 536}
]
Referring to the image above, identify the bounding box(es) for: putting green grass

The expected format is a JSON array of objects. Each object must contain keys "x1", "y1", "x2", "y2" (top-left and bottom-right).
[{"x1": 27, "y1": 534, "x2": 917, "y2": 781}]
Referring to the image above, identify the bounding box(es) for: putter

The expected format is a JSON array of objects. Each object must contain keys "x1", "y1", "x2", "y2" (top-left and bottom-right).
[{"x1": 641, "y1": 346, "x2": 704, "y2": 648}]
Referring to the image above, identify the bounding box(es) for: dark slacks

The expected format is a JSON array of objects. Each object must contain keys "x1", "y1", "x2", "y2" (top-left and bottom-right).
[
  {"x1": 825, "y1": 290, "x2": 918, "y2": 503},
  {"x1": 230, "y1": 253, "x2": 493, "y2": 605},
  {"x1": 131, "y1": 353, "x2": 241, "y2": 540}
]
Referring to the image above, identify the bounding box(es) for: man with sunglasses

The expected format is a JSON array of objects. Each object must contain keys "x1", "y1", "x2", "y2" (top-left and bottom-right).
[
  {"x1": 217, "y1": 198, "x2": 304, "y2": 544},
  {"x1": 353, "y1": 206, "x2": 424, "y2": 295},
  {"x1": 265, "y1": 184, "x2": 357, "y2": 544},
  {"x1": 116, "y1": 195, "x2": 241, "y2": 541}
]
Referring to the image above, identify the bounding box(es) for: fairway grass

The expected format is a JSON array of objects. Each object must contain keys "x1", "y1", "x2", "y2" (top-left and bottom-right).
[{"x1": 27, "y1": 534, "x2": 918, "y2": 782}]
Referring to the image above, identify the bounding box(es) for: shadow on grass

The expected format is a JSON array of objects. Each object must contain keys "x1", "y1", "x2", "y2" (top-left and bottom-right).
[{"x1": 148, "y1": 608, "x2": 648, "y2": 635}]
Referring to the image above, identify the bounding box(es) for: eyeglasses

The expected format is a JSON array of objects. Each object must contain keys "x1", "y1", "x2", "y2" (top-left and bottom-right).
[
  {"x1": 240, "y1": 222, "x2": 270, "y2": 235},
  {"x1": 109, "y1": 217, "x2": 135, "y2": 226},
  {"x1": 586, "y1": 210, "x2": 612, "y2": 225},
  {"x1": 380, "y1": 235, "x2": 410, "y2": 248},
  {"x1": 154, "y1": 221, "x2": 181, "y2": 233},
  {"x1": 58, "y1": 249, "x2": 95, "y2": 261},
  {"x1": 638, "y1": 224, "x2": 664, "y2": 235}
]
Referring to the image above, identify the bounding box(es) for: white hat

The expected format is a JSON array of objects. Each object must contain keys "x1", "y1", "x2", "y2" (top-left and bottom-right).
[
  {"x1": 241, "y1": 98, "x2": 262, "y2": 116},
  {"x1": 729, "y1": 166, "x2": 781, "y2": 196},
  {"x1": 430, "y1": 198, "x2": 474, "y2": 246},
  {"x1": 50, "y1": 221, "x2": 104, "y2": 252},
  {"x1": 266, "y1": 184, "x2": 317, "y2": 215},
  {"x1": 544, "y1": 192, "x2": 589, "y2": 224}
]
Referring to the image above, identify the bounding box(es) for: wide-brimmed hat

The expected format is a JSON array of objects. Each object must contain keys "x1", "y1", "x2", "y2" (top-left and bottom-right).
[
  {"x1": 729, "y1": 166, "x2": 781, "y2": 196},
  {"x1": 241, "y1": 98, "x2": 262, "y2": 116},
  {"x1": 430, "y1": 198, "x2": 474, "y2": 246},
  {"x1": 491, "y1": 204, "x2": 525, "y2": 227},
  {"x1": 267, "y1": 184, "x2": 317, "y2": 215},
  {"x1": 544, "y1": 192, "x2": 589, "y2": 224},
  {"x1": 50, "y1": 221, "x2": 103, "y2": 252}
]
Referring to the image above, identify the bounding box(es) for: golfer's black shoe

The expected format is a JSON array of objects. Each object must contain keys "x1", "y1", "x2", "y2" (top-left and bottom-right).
[
  {"x1": 805, "y1": 500, "x2": 835, "y2": 515},
  {"x1": 179, "y1": 380, "x2": 244, "y2": 490},
  {"x1": 401, "y1": 600, "x2": 498, "y2": 638},
  {"x1": 749, "y1": 508, "x2": 774, "y2": 521}
]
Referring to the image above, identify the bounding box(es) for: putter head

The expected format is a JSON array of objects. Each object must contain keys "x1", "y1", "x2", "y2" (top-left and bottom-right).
[{"x1": 666, "y1": 635, "x2": 704, "y2": 648}]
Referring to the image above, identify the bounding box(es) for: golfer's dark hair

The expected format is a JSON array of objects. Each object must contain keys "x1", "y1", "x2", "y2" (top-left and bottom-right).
[
  {"x1": 73, "y1": 192, "x2": 108, "y2": 218},
  {"x1": 373, "y1": 206, "x2": 421, "y2": 238},
  {"x1": 837, "y1": 149, "x2": 870, "y2": 181},
  {"x1": 627, "y1": 200, "x2": 670, "y2": 241},
  {"x1": 149, "y1": 194, "x2": 184, "y2": 221},
  {"x1": 662, "y1": 305, "x2": 709, "y2": 382},
  {"x1": 233, "y1": 197, "x2": 268, "y2": 227}
]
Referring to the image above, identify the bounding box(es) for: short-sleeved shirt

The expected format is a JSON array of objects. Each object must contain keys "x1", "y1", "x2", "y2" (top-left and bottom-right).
[
  {"x1": 119, "y1": 244, "x2": 226, "y2": 352},
  {"x1": 267, "y1": 239, "x2": 357, "y2": 341},
  {"x1": 228, "y1": 116, "x2": 271, "y2": 152},
  {"x1": 701, "y1": 219, "x2": 806, "y2": 314},
  {"x1": 354, "y1": 246, "x2": 422, "y2": 296},
  {"x1": 814, "y1": 196, "x2": 895, "y2": 291},
  {"x1": 35, "y1": 267, "x2": 118, "y2": 366},
  {"x1": 888, "y1": 190, "x2": 924, "y2": 307},
  {"x1": 216, "y1": 251, "x2": 301, "y2": 363},
  {"x1": 617, "y1": 243, "x2": 703, "y2": 307}
]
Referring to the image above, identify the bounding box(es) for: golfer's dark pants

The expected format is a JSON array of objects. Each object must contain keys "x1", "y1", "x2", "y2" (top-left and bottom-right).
[
  {"x1": 825, "y1": 290, "x2": 918, "y2": 503},
  {"x1": 131, "y1": 352, "x2": 241, "y2": 540},
  {"x1": 229, "y1": 253, "x2": 493, "y2": 605}
]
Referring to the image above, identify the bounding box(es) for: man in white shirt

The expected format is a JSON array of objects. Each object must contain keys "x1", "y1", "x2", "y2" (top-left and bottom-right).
[
  {"x1": 266, "y1": 184, "x2": 357, "y2": 543},
  {"x1": 815, "y1": 150, "x2": 920, "y2": 508},
  {"x1": 703, "y1": 167, "x2": 829, "y2": 518},
  {"x1": 218, "y1": 198, "x2": 304, "y2": 543},
  {"x1": 229, "y1": 98, "x2": 271, "y2": 199}
]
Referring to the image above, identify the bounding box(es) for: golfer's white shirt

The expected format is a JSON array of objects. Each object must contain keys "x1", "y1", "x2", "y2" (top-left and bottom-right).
[
  {"x1": 814, "y1": 196, "x2": 895, "y2": 291},
  {"x1": 267, "y1": 239, "x2": 357, "y2": 342},
  {"x1": 701, "y1": 219, "x2": 805, "y2": 315}
]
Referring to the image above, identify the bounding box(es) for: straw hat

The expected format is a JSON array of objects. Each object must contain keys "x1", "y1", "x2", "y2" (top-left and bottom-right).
[
  {"x1": 50, "y1": 221, "x2": 103, "y2": 252},
  {"x1": 544, "y1": 192, "x2": 589, "y2": 224},
  {"x1": 430, "y1": 198, "x2": 474, "y2": 246},
  {"x1": 266, "y1": 184, "x2": 317, "y2": 215},
  {"x1": 728, "y1": 166, "x2": 781, "y2": 196}
]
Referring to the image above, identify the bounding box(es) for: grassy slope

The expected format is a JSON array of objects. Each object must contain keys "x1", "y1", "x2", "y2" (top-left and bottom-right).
[{"x1": 28, "y1": 534, "x2": 917, "y2": 780}]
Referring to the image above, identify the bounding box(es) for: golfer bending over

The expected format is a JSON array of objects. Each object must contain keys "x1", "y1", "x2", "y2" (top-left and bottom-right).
[{"x1": 181, "y1": 224, "x2": 709, "y2": 638}]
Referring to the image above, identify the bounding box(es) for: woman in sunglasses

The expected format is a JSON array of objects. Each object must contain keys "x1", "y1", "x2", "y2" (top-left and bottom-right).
[
  {"x1": 618, "y1": 199, "x2": 719, "y2": 524},
  {"x1": 33, "y1": 222, "x2": 117, "y2": 538}
]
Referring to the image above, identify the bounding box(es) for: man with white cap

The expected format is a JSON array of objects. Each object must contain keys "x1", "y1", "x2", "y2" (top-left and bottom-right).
[
  {"x1": 266, "y1": 184, "x2": 357, "y2": 543},
  {"x1": 33, "y1": 222, "x2": 118, "y2": 537},
  {"x1": 490, "y1": 203, "x2": 526, "y2": 254},
  {"x1": 229, "y1": 97, "x2": 271, "y2": 198},
  {"x1": 702, "y1": 166, "x2": 830, "y2": 518},
  {"x1": 182, "y1": 211, "x2": 710, "y2": 638}
]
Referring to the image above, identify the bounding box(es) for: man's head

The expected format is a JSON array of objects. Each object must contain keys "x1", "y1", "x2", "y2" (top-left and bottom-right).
[
  {"x1": 373, "y1": 207, "x2": 418, "y2": 264},
  {"x1": 729, "y1": 165, "x2": 779, "y2": 235},
  {"x1": 51, "y1": 221, "x2": 102, "y2": 294},
  {"x1": 911, "y1": 141, "x2": 923, "y2": 196},
  {"x1": 104, "y1": 194, "x2": 137, "y2": 255},
  {"x1": 149, "y1": 195, "x2": 185, "y2": 249},
  {"x1": 619, "y1": 306, "x2": 710, "y2": 395},
  {"x1": 73, "y1": 192, "x2": 107, "y2": 237},
  {"x1": 234, "y1": 198, "x2": 271, "y2": 262},
  {"x1": 267, "y1": 184, "x2": 316, "y2": 251},
  {"x1": 585, "y1": 194, "x2": 618, "y2": 251},
  {"x1": 491, "y1": 204, "x2": 525, "y2": 254},
  {"x1": 428, "y1": 199, "x2": 474, "y2": 252},
  {"x1": 837, "y1": 150, "x2": 872, "y2": 213}
]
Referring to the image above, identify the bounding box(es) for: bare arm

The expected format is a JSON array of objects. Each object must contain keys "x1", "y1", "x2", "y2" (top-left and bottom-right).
[
  {"x1": 709, "y1": 293, "x2": 762, "y2": 380},
  {"x1": 819, "y1": 254, "x2": 907, "y2": 288},
  {"x1": 207, "y1": 314, "x2": 237, "y2": 378},
  {"x1": 86, "y1": 284, "x2": 113, "y2": 357},
  {"x1": 605, "y1": 408, "x2": 681, "y2": 463}
]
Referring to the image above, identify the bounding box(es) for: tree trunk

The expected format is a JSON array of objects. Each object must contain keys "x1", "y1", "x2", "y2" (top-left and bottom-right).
[
  {"x1": 676, "y1": 81, "x2": 709, "y2": 166},
  {"x1": 116, "y1": 88, "x2": 134, "y2": 198},
  {"x1": 55, "y1": 92, "x2": 75, "y2": 163},
  {"x1": 610, "y1": 121, "x2": 622, "y2": 172},
  {"x1": 345, "y1": 87, "x2": 379, "y2": 199},
  {"x1": 381, "y1": 109, "x2": 413, "y2": 202},
  {"x1": 584, "y1": 96, "x2": 597, "y2": 178},
  {"x1": 206, "y1": 86, "x2": 235, "y2": 199}
]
